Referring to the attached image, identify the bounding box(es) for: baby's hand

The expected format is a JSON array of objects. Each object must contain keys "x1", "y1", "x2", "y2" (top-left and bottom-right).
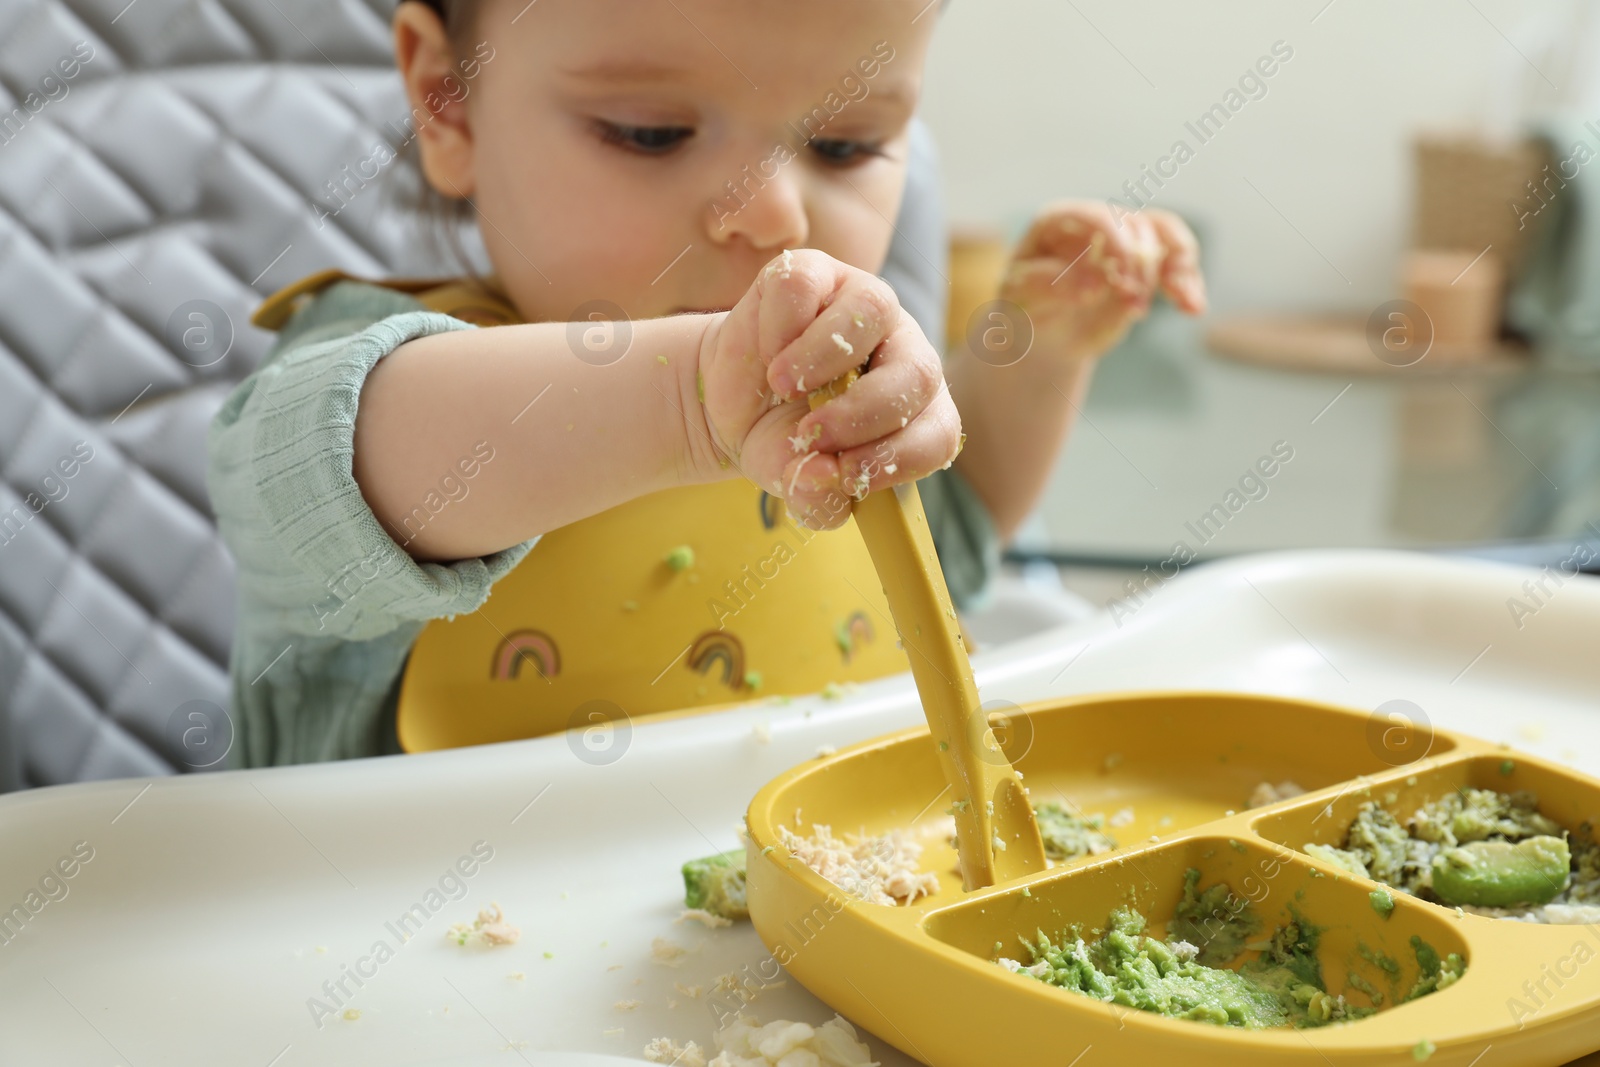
[
  {"x1": 697, "y1": 249, "x2": 960, "y2": 529},
  {"x1": 998, "y1": 202, "x2": 1207, "y2": 362}
]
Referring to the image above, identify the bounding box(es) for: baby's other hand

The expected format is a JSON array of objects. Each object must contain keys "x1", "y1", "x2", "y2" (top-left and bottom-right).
[
  {"x1": 697, "y1": 249, "x2": 960, "y2": 529},
  {"x1": 998, "y1": 202, "x2": 1207, "y2": 362}
]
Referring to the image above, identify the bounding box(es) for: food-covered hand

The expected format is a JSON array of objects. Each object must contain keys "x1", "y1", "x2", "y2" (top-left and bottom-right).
[{"x1": 695, "y1": 249, "x2": 961, "y2": 528}]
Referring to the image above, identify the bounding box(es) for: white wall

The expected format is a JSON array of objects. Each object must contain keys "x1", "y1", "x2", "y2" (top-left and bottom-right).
[{"x1": 920, "y1": 0, "x2": 1584, "y2": 313}]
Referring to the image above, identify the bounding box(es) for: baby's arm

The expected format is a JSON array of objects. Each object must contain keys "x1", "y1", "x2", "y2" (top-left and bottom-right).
[
  {"x1": 354, "y1": 249, "x2": 960, "y2": 563},
  {"x1": 952, "y1": 203, "x2": 1206, "y2": 539},
  {"x1": 352, "y1": 314, "x2": 715, "y2": 562}
]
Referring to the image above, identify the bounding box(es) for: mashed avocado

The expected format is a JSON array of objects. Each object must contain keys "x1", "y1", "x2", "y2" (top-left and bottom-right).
[
  {"x1": 995, "y1": 870, "x2": 1455, "y2": 1030},
  {"x1": 1032, "y1": 802, "x2": 1118, "y2": 863},
  {"x1": 1167, "y1": 868, "x2": 1259, "y2": 965},
  {"x1": 1404, "y1": 934, "x2": 1466, "y2": 1001},
  {"x1": 1309, "y1": 788, "x2": 1600, "y2": 919}
]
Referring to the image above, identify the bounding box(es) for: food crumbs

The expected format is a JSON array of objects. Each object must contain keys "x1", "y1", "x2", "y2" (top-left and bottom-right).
[
  {"x1": 657, "y1": 355, "x2": 669, "y2": 365},
  {"x1": 665, "y1": 545, "x2": 695, "y2": 571},
  {"x1": 744, "y1": 670, "x2": 763, "y2": 690},
  {"x1": 676, "y1": 908, "x2": 733, "y2": 929},
  {"x1": 342, "y1": 1008, "x2": 360, "y2": 1021},
  {"x1": 642, "y1": 1037, "x2": 706, "y2": 1066},
  {"x1": 1500, "y1": 759, "x2": 1516, "y2": 776},
  {"x1": 696, "y1": 372, "x2": 705, "y2": 404},
  {"x1": 651, "y1": 937, "x2": 689, "y2": 966},
  {"x1": 1413, "y1": 1039, "x2": 1436, "y2": 1061},
  {"x1": 448, "y1": 903, "x2": 521, "y2": 946},
  {"x1": 1370, "y1": 889, "x2": 1395, "y2": 919}
]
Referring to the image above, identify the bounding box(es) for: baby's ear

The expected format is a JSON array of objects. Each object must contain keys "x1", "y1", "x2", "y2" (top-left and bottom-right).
[{"x1": 393, "y1": 1, "x2": 477, "y2": 199}]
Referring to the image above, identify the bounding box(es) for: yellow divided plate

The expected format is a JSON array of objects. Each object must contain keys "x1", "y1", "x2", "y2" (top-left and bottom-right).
[{"x1": 744, "y1": 692, "x2": 1600, "y2": 1067}]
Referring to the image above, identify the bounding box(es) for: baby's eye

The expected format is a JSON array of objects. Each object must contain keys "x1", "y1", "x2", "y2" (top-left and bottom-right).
[
  {"x1": 808, "y1": 138, "x2": 885, "y2": 167},
  {"x1": 596, "y1": 121, "x2": 695, "y2": 155}
]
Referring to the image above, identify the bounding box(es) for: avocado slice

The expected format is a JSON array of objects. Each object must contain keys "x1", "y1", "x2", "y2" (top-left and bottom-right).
[{"x1": 1430, "y1": 836, "x2": 1571, "y2": 908}]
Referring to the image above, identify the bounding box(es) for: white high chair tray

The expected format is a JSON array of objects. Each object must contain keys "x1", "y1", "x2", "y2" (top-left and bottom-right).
[{"x1": 2, "y1": 550, "x2": 1596, "y2": 1067}]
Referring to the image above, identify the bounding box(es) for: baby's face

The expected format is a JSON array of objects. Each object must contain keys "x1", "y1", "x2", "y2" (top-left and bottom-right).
[{"x1": 431, "y1": 0, "x2": 936, "y2": 322}]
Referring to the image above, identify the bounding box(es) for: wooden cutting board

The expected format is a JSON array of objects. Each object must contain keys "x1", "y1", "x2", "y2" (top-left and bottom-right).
[{"x1": 1206, "y1": 313, "x2": 1529, "y2": 375}]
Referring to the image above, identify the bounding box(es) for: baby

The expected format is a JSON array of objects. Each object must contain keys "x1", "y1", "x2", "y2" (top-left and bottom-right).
[{"x1": 208, "y1": 0, "x2": 1205, "y2": 766}]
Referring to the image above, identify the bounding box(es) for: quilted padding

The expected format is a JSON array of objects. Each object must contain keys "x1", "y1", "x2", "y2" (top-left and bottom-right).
[{"x1": 0, "y1": 0, "x2": 948, "y2": 790}]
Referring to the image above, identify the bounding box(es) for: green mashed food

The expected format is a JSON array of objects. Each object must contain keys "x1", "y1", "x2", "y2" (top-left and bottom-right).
[
  {"x1": 997, "y1": 869, "x2": 1463, "y2": 1030},
  {"x1": 682, "y1": 848, "x2": 748, "y2": 921},
  {"x1": 1033, "y1": 802, "x2": 1118, "y2": 863},
  {"x1": 1306, "y1": 787, "x2": 1600, "y2": 919}
]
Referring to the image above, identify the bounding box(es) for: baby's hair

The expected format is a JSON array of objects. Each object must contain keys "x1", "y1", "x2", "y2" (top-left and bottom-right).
[{"x1": 406, "y1": 0, "x2": 478, "y2": 44}]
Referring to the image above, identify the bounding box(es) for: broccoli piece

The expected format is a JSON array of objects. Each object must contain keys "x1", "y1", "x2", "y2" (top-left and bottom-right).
[
  {"x1": 1571, "y1": 824, "x2": 1600, "y2": 904},
  {"x1": 682, "y1": 848, "x2": 748, "y2": 921},
  {"x1": 1345, "y1": 803, "x2": 1412, "y2": 886}
]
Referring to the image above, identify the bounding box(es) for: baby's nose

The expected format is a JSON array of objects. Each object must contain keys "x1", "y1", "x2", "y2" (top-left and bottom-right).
[{"x1": 705, "y1": 159, "x2": 810, "y2": 254}]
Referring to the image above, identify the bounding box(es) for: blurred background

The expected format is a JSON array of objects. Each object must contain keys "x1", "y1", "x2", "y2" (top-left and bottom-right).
[
  {"x1": 922, "y1": 0, "x2": 1600, "y2": 606},
  {"x1": 1, "y1": 0, "x2": 1597, "y2": 788}
]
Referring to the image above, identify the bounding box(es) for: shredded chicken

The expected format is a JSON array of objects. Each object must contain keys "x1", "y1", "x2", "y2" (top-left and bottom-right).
[
  {"x1": 777, "y1": 823, "x2": 938, "y2": 906},
  {"x1": 1248, "y1": 781, "x2": 1307, "y2": 809},
  {"x1": 704, "y1": 1013, "x2": 878, "y2": 1066},
  {"x1": 447, "y1": 902, "x2": 520, "y2": 947},
  {"x1": 644, "y1": 1037, "x2": 708, "y2": 1067},
  {"x1": 652, "y1": 936, "x2": 691, "y2": 966},
  {"x1": 677, "y1": 908, "x2": 734, "y2": 929}
]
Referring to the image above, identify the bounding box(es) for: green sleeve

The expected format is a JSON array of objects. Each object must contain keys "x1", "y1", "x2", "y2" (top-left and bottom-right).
[
  {"x1": 918, "y1": 466, "x2": 1000, "y2": 611},
  {"x1": 208, "y1": 285, "x2": 537, "y2": 640},
  {"x1": 206, "y1": 282, "x2": 540, "y2": 766}
]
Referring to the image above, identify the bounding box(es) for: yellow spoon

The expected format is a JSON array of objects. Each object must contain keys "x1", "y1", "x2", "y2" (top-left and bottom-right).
[{"x1": 809, "y1": 375, "x2": 1047, "y2": 891}]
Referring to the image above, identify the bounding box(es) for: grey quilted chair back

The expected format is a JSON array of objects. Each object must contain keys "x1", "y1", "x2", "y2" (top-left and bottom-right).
[{"x1": 0, "y1": 0, "x2": 948, "y2": 791}]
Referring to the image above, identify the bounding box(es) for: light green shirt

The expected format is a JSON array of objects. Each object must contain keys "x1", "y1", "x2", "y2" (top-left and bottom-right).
[{"x1": 207, "y1": 280, "x2": 1000, "y2": 768}]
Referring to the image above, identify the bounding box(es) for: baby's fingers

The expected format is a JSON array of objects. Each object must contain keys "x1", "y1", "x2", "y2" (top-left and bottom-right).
[
  {"x1": 789, "y1": 327, "x2": 941, "y2": 453},
  {"x1": 1147, "y1": 209, "x2": 1207, "y2": 314},
  {"x1": 841, "y1": 389, "x2": 963, "y2": 498},
  {"x1": 767, "y1": 276, "x2": 898, "y2": 401},
  {"x1": 788, "y1": 389, "x2": 963, "y2": 528}
]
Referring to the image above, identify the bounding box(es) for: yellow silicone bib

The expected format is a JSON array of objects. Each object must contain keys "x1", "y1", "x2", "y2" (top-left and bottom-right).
[{"x1": 254, "y1": 272, "x2": 910, "y2": 753}]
